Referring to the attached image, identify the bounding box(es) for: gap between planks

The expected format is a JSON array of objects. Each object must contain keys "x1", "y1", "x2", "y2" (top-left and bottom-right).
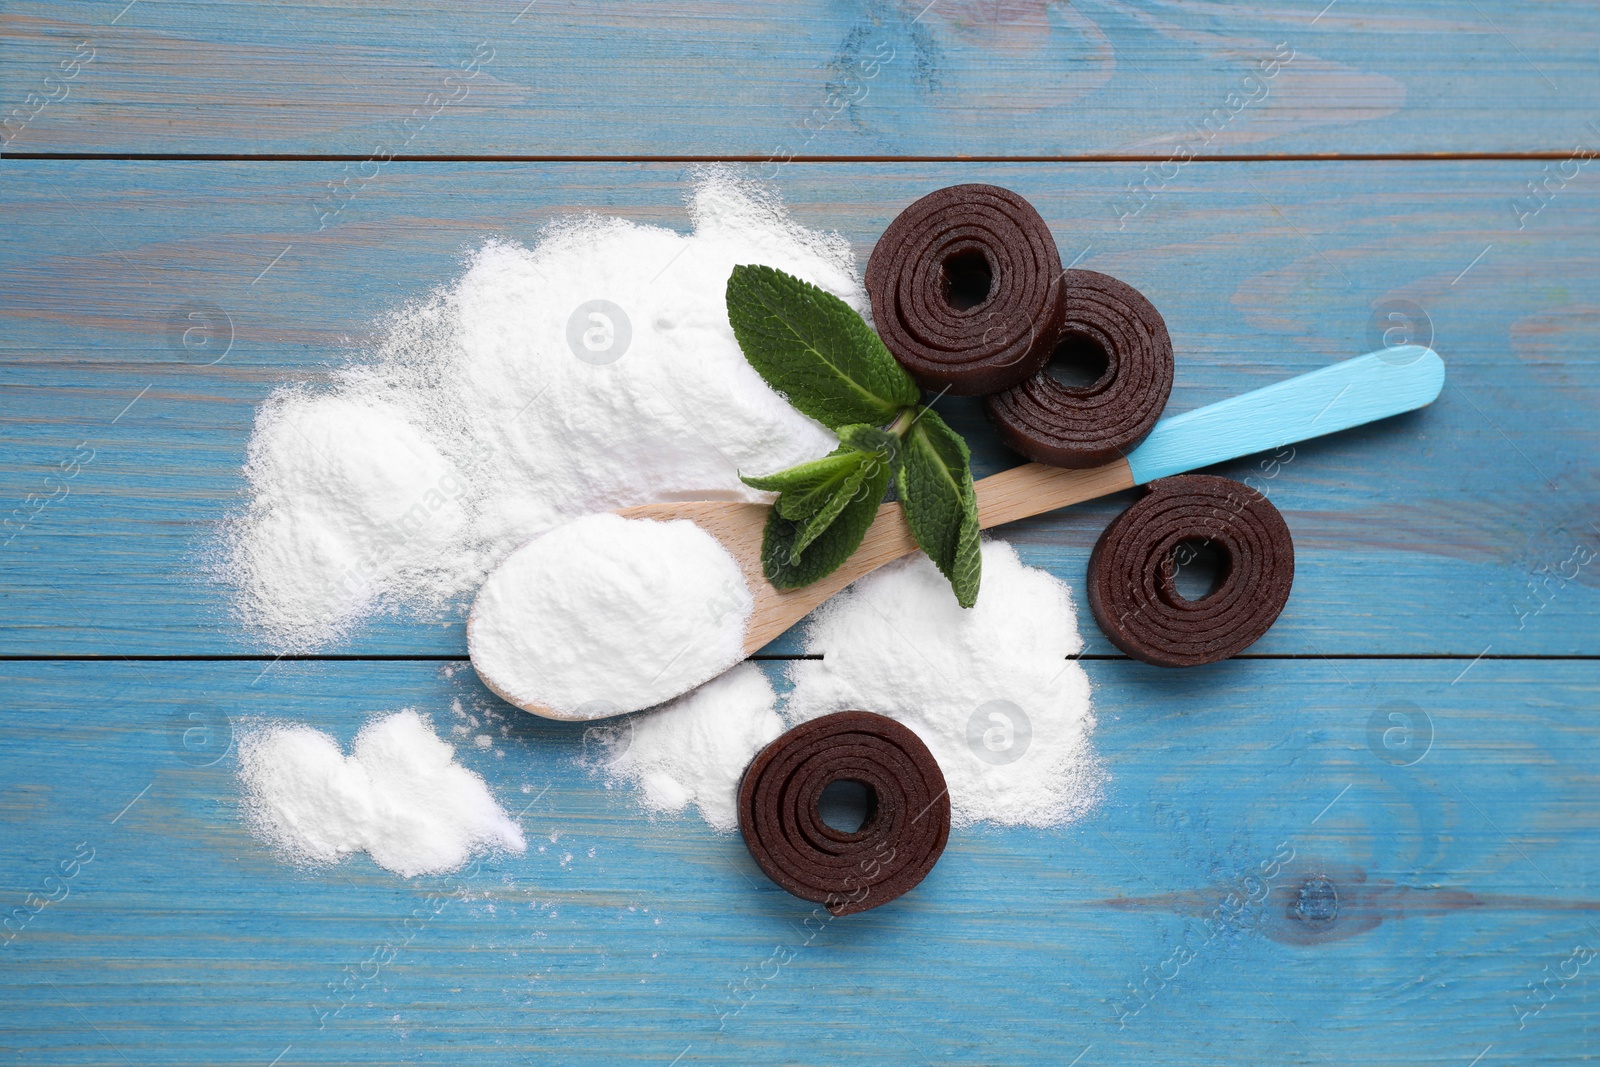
[
  {"x1": 1, "y1": 152, "x2": 1590, "y2": 163},
  {"x1": 0, "y1": 654, "x2": 1596, "y2": 663}
]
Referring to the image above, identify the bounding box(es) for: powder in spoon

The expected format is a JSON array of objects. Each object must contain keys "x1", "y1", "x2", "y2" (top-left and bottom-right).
[
  {"x1": 468, "y1": 513, "x2": 753, "y2": 717},
  {"x1": 237, "y1": 709, "x2": 526, "y2": 877}
]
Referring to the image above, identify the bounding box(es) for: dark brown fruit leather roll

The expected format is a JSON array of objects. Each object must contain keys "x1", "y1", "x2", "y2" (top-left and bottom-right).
[
  {"x1": 737, "y1": 711, "x2": 950, "y2": 916},
  {"x1": 1087, "y1": 475, "x2": 1295, "y2": 668},
  {"x1": 984, "y1": 269, "x2": 1174, "y2": 468},
  {"x1": 866, "y1": 184, "x2": 1063, "y2": 395}
]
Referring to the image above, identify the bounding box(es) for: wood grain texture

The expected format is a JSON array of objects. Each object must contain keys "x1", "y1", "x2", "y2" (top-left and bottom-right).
[
  {"x1": 0, "y1": 161, "x2": 1595, "y2": 656},
  {"x1": 975, "y1": 458, "x2": 1135, "y2": 526},
  {"x1": 1, "y1": 658, "x2": 1595, "y2": 1065},
  {"x1": 2, "y1": 4, "x2": 1596, "y2": 1064},
  {"x1": 2, "y1": 1, "x2": 1599, "y2": 157}
]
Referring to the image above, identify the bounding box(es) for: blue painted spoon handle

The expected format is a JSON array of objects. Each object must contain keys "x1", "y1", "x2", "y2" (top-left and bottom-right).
[
  {"x1": 1125, "y1": 345, "x2": 1445, "y2": 484},
  {"x1": 971, "y1": 346, "x2": 1445, "y2": 527}
]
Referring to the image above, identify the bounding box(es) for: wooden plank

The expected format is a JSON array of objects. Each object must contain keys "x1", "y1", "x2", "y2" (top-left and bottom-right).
[
  {"x1": 1, "y1": 657, "x2": 1595, "y2": 1064},
  {"x1": 2, "y1": 1, "x2": 1599, "y2": 157},
  {"x1": 2, "y1": 160, "x2": 1595, "y2": 656}
]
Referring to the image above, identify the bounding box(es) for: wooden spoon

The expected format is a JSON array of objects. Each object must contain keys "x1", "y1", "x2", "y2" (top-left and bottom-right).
[{"x1": 472, "y1": 347, "x2": 1445, "y2": 719}]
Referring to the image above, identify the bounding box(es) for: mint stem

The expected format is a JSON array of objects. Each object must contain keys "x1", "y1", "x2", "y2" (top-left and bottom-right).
[{"x1": 886, "y1": 406, "x2": 918, "y2": 438}]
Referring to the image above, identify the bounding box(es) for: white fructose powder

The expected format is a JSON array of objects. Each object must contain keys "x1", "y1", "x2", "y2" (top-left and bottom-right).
[
  {"x1": 225, "y1": 169, "x2": 848, "y2": 650},
  {"x1": 468, "y1": 513, "x2": 753, "y2": 717},
  {"x1": 237, "y1": 709, "x2": 527, "y2": 877},
  {"x1": 602, "y1": 540, "x2": 1100, "y2": 830}
]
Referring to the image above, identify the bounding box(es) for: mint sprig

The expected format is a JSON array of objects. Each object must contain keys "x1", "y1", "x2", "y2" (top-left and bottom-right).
[{"x1": 727, "y1": 264, "x2": 983, "y2": 607}]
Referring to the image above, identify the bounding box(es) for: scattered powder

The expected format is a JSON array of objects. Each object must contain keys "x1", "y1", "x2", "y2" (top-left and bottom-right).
[
  {"x1": 225, "y1": 169, "x2": 851, "y2": 650},
  {"x1": 597, "y1": 662, "x2": 785, "y2": 832},
  {"x1": 468, "y1": 514, "x2": 752, "y2": 716},
  {"x1": 786, "y1": 540, "x2": 1101, "y2": 828},
  {"x1": 237, "y1": 709, "x2": 526, "y2": 877}
]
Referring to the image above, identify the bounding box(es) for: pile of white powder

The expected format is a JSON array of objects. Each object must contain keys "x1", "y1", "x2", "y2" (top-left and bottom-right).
[
  {"x1": 237, "y1": 710, "x2": 526, "y2": 877},
  {"x1": 468, "y1": 514, "x2": 753, "y2": 717},
  {"x1": 598, "y1": 540, "x2": 1100, "y2": 829},
  {"x1": 226, "y1": 169, "x2": 846, "y2": 650}
]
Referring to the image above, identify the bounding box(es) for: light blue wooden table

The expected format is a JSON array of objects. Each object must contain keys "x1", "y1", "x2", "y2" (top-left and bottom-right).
[{"x1": 3, "y1": 3, "x2": 1598, "y2": 1063}]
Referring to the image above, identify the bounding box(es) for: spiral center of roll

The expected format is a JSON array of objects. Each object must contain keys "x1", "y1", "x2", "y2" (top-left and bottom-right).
[
  {"x1": 941, "y1": 250, "x2": 994, "y2": 311},
  {"x1": 817, "y1": 778, "x2": 877, "y2": 834},
  {"x1": 1168, "y1": 538, "x2": 1229, "y2": 602},
  {"x1": 1044, "y1": 332, "x2": 1111, "y2": 391}
]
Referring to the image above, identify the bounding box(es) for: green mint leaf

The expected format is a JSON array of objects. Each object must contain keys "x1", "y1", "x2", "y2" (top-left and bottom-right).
[
  {"x1": 947, "y1": 501, "x2": 983, "y2": 608},
  {"x1": 787, "y1": 462, "x2": 871, "y2": 561},
  {"x1": 775, "y1": 452, "x2": 866, "y2": 521},
  {"x1": 762, "y1": 458, "x2": 894, "y2": 589},
  {"x1": 740, "y1": 448, "x2": 864, "y2": 520},
  {"x1": 726, "y1": 264, "x2": 920, "y2": 429},
  {"x1": 896, "y1": 407, "x2": 983, "y2": 607},
  {"x1": 835, "y1": 424, "x2": 901, "y2": 475},
  {"x1": 781, "y1": 425, "x2": 899, "y2": 548}
]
